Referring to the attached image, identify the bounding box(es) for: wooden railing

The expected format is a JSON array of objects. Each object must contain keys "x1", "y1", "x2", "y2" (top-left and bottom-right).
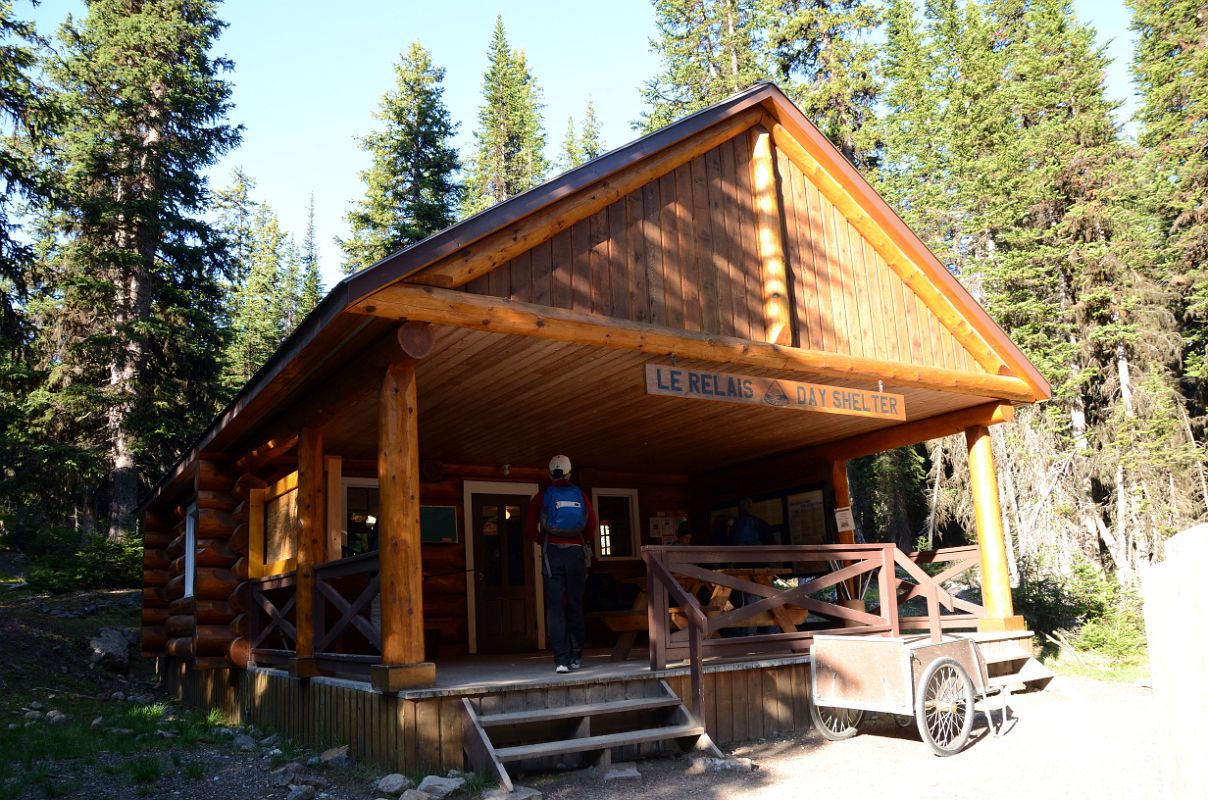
[
  {"x1": 895, "y1": 545, "x2": 985, "y2": 634},
  {"x1": 643, "y1": 543, "x2": 983, "y2": 719},
  {"x1": 247, "y1": 571, "x2": 298, "y2": 668},
  {"x1": 313, "y1": 551, "x2": 382, "y2": 677}
]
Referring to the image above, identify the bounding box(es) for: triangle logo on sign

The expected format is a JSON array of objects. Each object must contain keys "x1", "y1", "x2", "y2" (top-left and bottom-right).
[{"x1": 763, "y1": 381, "x2": 790, "y2": 407}]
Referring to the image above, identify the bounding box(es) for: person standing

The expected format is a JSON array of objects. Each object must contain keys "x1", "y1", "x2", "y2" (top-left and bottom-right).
[{"x1": 525, "y1": 455, "x2": 597, "y2": 673}]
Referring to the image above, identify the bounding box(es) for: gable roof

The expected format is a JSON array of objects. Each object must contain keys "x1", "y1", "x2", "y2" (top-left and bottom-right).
[{"x1": 141, "y1": 82, "x2": 1048, "y2": 511}]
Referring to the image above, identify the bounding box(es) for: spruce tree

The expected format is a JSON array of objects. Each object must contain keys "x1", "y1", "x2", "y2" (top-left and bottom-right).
[
  {"x1": 559, "y1": 116, "x2": 582, "y2": 171},
  {"x1": 558, "y1": 98, "x2": 605, "y2": 171},
  {"x1": 341, "y1": 40, "x2": 460, "y2": 273},
  {"x1": 764, "y1": 0, "x2": 881, "y2": 167},
  {"x1": 0, "y1": 5, "x2": 58, "y2": 534},
  {"x1": 224, "y1": 204, "x2": 285, "y2": 391},
  {"x1": 213, "y1": 166, "x2": 257, "y2": 290},
  {"x1": 579, "y1": 96, "x2": 604, "y2": 161},
  {"x1": 461, "y1": 16, "x2": 548, "y2": 216},
  {"x1": 639, "y1": 0, "x2": 768, "y2": 132},
  {"x1": 34, "y1": 0, "x2": 239, "y2": 538},
  {"x1": 1129, "y1": 0, "x2": 1208, "y2": 405},
  {"x1": 298, "y1": 194, "x2": 323, "y2": 316}
]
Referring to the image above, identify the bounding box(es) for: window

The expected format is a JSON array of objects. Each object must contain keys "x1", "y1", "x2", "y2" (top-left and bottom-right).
[
  {"x1": 183, "y1": 503, "x2": 197, "y2": 599},
  {"x1": 591, "y1": 488, "x2": 640, "y2": 559}
]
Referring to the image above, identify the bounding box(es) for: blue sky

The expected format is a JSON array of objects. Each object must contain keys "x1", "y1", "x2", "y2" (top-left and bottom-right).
[{"x1": 29, "y1": 1, "x2": 1137, "y2": 290}]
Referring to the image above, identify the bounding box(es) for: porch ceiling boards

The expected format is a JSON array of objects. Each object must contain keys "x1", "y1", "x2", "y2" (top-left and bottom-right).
[{"x1": 318, "y1": 325, "x2": 995, "y2": 473}]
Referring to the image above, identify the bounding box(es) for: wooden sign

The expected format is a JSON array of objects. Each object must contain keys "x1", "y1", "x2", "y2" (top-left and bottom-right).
[{"x1": 644, "y1": 364, "x2": 906, "y2": 420}]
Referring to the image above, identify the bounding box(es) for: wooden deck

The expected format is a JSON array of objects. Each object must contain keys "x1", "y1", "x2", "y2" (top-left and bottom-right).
[{"x1": 161, "y1": 649, "x2": 814, "y2": 774}]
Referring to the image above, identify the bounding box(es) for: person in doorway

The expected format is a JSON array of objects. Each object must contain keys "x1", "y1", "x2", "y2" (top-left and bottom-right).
[
  {"x1": 727, "y1": 498, "x2": 775, "y2": 636},
  {"x1": 525, "y1": 454, "x2": 597, "y2": 674}
]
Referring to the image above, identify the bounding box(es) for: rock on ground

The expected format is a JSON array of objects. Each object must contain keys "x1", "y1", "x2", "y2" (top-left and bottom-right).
[
  {"x1": 400, "y1": 790, "x2": 431, "y2": 800},
  {"x1": 376, "y1": 773, "x2": 414, "y2": 794},
  {"x1": 89, "y1": 627, "x2": 131, "y2": 673},
  {"x1": 602, "y1": 763, "x2": 641, "y2": 781},
  {"x1": 482, "y1": 786, "x2": 542, "y2": 800},
  {"x1": 416, "y1": 774, "x2": 465, "y2": 799}
]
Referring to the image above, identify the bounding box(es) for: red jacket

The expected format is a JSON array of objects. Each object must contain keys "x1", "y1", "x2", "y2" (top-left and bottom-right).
[{"x1": 524, "y1": 480, "x2": 598, "y2": 546}]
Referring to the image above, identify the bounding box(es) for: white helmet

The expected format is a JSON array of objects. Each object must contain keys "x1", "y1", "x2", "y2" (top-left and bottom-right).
[{"x1": 548, "y1": 454, "x2": 572, "y2": 479}]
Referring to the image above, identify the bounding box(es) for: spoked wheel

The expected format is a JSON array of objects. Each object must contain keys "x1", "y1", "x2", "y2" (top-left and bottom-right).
[
  {"x1": 810, "y1": 702, "x2": 864, "y2": 741},
  {"x1": 915, "y1": 656, "x2": 975, "y2": 756}
]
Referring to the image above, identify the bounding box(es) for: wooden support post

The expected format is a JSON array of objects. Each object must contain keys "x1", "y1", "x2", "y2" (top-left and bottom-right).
[
  {"x1": 325, "y1": 455, "x2": 344, "y2": 561},
  {"x1": 371, "y1": 359, "x2": 436, "y2": 691},
  {"x1": 965, "y1": 424, "x2": 1025, "y2": 631},
  {"x1": 830, "y1": 460, "x2": 863, "y2": 614},
  {"x1": 291, "y1": 427, "x2": 326, "y2": 678},
  {"x1": 750, "y1": 126, "x2": 793, "y2": 346}
]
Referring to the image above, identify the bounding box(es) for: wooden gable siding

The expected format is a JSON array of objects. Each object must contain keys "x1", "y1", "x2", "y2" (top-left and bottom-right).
[
  {"x1": 774, "y1": 147, "x2": 979, "y2": 373},
  {"x1": 464, "y1": 134, "x2": 768, "y2": 342},
  {"x1": 462, "y1": 128, "x2": 981, "y2": 375}
]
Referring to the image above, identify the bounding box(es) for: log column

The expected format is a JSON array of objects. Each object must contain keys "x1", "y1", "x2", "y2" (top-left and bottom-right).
[
  {"x1": 751, "y1": 125, "x2": 793, "y2": 347},
  {"x1": 291, "y1": 427, "x2": 326, "y2": 678},
  {"x1": 371, "y1": 323, "x2": 436, "y2": 692},
  {"x1": 830, "y1": 460, "x2": 864, "y2": 617},
  {"x1": 965, "y1": 424, "x2": 1025, "y2": 631}
]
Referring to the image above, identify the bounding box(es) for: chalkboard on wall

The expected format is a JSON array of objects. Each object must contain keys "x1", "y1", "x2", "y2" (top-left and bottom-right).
[{"x1": 420, "y1": 505, "x2": 458, "y2": 544}]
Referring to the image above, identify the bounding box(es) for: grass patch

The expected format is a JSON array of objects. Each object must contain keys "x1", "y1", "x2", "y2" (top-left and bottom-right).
[
  {"x1": 124, "y1": 756, "x2": 163, "y2": 784},
  {"x1": 186, "y1": 762, "x2": 205, "y2": 780}
]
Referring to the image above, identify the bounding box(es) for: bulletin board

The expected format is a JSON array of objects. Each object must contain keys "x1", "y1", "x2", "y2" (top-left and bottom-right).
[{"x1": 420, "y1": 505, "x2": 459, "y2": 544}]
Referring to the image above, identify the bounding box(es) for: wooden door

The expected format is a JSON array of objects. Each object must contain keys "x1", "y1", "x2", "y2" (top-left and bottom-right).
[{"x1": 472, "y1": 493, "x2": 537, "y2": 653}]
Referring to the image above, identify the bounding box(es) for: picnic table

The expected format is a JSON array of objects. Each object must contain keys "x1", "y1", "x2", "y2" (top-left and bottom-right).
[{"x1": 602, "y1": 567, "x2": 807, "y2": 661}]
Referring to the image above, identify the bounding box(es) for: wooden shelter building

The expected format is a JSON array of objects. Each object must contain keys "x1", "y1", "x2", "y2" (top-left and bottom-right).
[{"x1": 140, "y1": 83, "x2": 1050, "y2": 775}]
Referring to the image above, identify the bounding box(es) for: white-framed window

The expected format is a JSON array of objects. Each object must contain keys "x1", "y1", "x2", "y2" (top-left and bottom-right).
[
  {"x1": 591, "y1": 488, "x2": 641, "y2": 559},
  {"x1": 183, "y1": 502, "x2": 198, "y2": 599}
]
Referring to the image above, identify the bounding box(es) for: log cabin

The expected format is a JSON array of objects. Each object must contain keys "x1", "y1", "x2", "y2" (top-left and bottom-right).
[{"x1": 140, "y1": 82, "x2": 1051, "y2": 779}]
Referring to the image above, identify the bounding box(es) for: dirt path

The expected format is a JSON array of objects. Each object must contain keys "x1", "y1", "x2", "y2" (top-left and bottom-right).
[{"x1": 527, "y1": 675, "x2": 1168, "y2": 800}]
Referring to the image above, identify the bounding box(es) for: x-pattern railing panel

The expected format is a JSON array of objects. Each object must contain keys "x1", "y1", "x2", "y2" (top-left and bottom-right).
[{"x1": 250, "y1": 578, "x2": 298, "y2": 650}]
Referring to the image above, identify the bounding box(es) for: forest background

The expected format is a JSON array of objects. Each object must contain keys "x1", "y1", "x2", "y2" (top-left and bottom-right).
[{"x1": 1, "y1": 0, "x2": 1204, "y2": 673}]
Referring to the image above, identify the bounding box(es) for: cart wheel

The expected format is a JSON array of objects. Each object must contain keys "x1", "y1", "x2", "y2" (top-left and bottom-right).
[
  {"x1": 915, "y1": 656, "x2": 975, "y2": 756},
  {"x1": 892, "y1": 714, "x2": 914, "y2": 728},
  {"x1": 810, "y1": 702, "x2": 863, "y2": 741}
]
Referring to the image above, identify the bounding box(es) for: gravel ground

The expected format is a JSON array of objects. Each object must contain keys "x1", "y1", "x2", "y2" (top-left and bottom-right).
[{"x1": 526, "y1": 675, "x2": 1171, "y2": 800}]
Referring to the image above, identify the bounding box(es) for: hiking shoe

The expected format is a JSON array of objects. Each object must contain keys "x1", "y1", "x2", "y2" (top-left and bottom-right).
[
  {"x1": 570, "y1": 660, "x2": 581, "y2": 671},
  {"x1": 555, "y1": 664, "x2": 570, "y2": 674}
]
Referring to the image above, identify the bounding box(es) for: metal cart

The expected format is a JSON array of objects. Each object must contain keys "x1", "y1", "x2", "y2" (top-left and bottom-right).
[{"x1": 809, "y1": 633, "x2": 1004, "y2": 756}]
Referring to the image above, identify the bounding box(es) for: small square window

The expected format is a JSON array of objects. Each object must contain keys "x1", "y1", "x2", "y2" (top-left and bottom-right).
[{"x1": 591, "y1": 489, "x2": 640, "y2": 559}]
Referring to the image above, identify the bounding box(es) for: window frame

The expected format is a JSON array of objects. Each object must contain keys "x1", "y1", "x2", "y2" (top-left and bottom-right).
[
  {"x1": 183, "y1": 502, "x2": 198, "y2": 599},
  {"x1": 590, "y1": 488, "x2": 641, "y2": 560}
]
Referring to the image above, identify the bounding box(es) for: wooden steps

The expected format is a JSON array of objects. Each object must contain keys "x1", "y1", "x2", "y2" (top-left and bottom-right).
[
  {"x1": 957, "y1": 631, "x2": 1054, "y2": 691},
  {"x1": 462, "y1": 680, "x2": 720, "y2": 791},
  {"x1": 494, "y1": 723, "x2": 706, "y2": 761}
]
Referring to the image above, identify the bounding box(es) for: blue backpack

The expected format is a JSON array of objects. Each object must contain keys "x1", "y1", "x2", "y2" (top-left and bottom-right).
[{"x1": 542, "y1": 484, "x2": 587, "y2": 535}]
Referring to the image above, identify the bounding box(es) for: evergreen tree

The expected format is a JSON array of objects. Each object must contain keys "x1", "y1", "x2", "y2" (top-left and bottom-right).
[
  {"x1": 224, "y1": 204, "x2": 284, "y2": 391},
  {"x1": 0, "y1": 4, "x2": 50, "y2": 349},
  {"x1": 341, "y1": 40, "x2": 460, "y2": 273},
  {"x1": 0, "y1": 5, "x2": 59, "y2": 536},
  {"x1": 765, "y1": 0, "x2": 881, "y2": 167},
  {"x1": 559, "y1": 115, "x2": 582, "y2": 171},
  {"x1": 461, "y1": 16, "x2": 548, "y2": 216},
  {"x1": 32, "y1": 0, "x2": 239, "y2": 538},
  {"x1": 1129, "y1": 0, "x2": 1208, "y2": 408},
  {"x1": 579, "y1": 96, "x2": 605, "y2": 161},
  {"x1": 298, "y1": 193, "x2": 323, "y2": 316},
  {"x1": 558, "y1": 98, "x2": 605, "y2": 171},
  {"x1": 639, "y1": 0, "x2": 768, "y2": 132},
  {"x1": 212, "y1": 166, "x2": 257, "y2": 290}
]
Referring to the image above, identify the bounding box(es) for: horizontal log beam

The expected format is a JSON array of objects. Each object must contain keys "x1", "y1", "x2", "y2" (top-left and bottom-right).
[
  {"x1": 799, "y1": 402, "x2": 1014, "y2": 463},
  {"x1": 349, "y1": 283, "x2": 1038, "y2": 402},
  {"x1": 406, "y1": 107, "x2": 764, "y2": 289}
]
